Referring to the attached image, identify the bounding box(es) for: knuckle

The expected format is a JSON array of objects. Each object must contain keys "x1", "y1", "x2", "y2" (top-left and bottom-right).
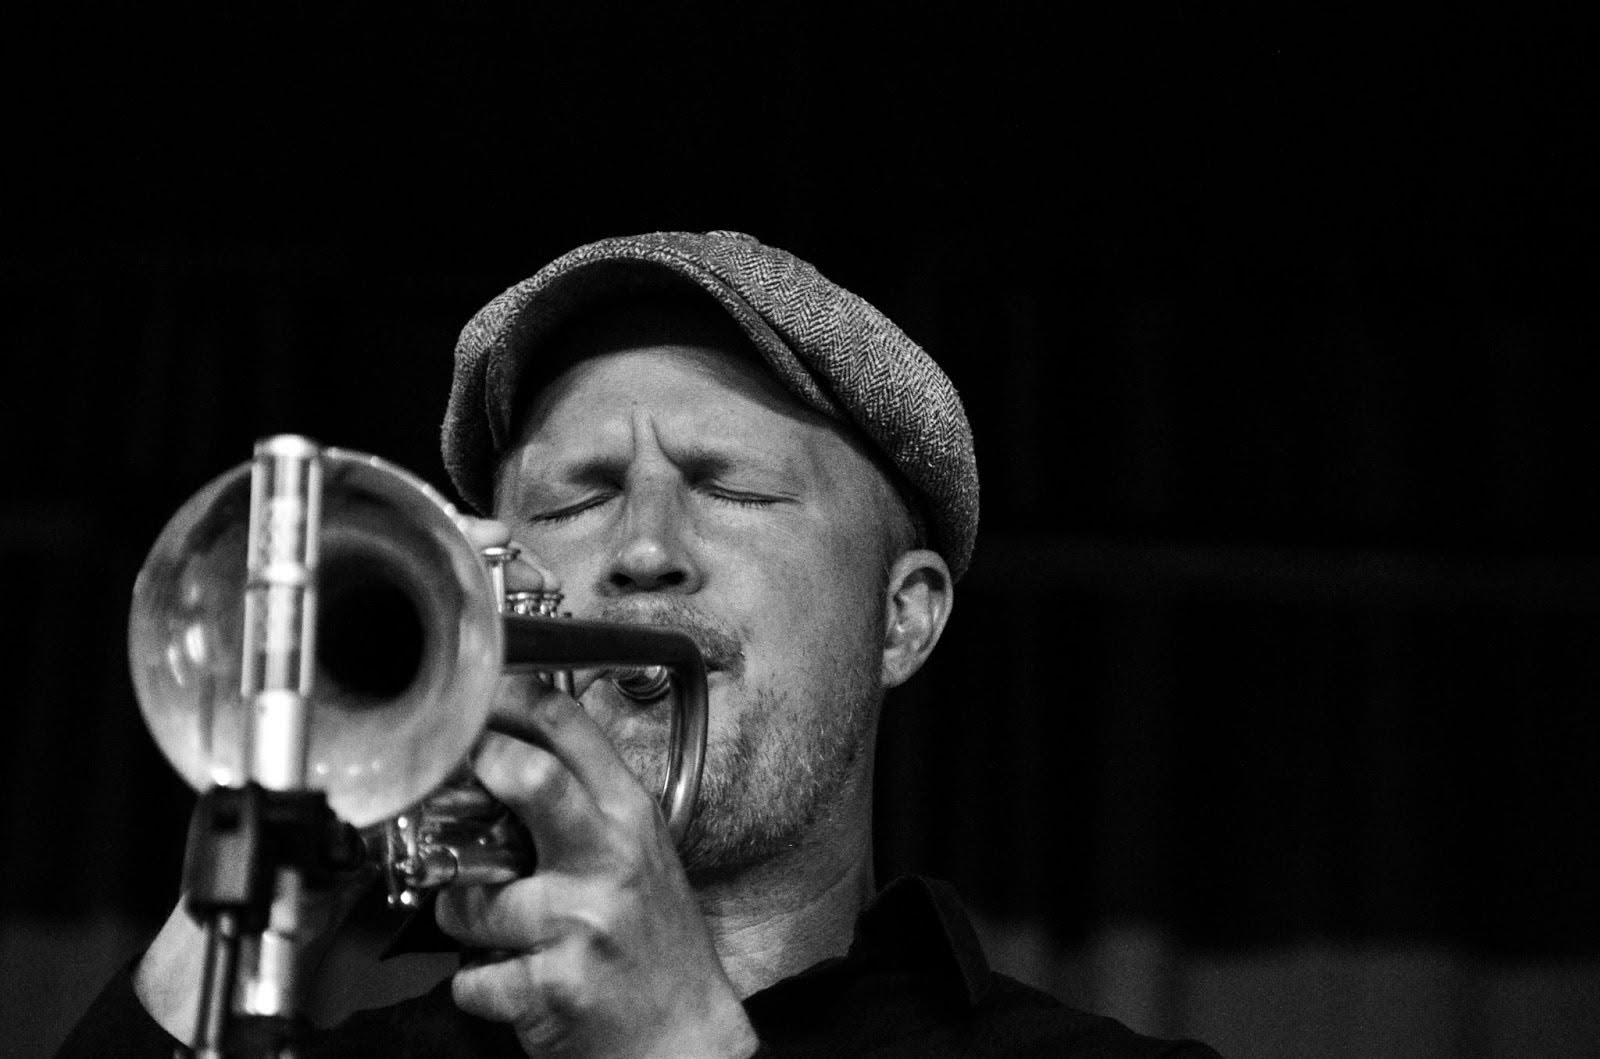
[
  {"x1": 612, "y1": 784, "x2": 665, "y2": 834},
  {"x1": 472, "y1": 740, "x2": 576, "y2": 826},
  {"x1": 495, "y1": 748, "x2": 567, "y2": 803},
  {"x1": 596, "y1": 836, "x2": 654, "y2": 895},
  {"x1": 505, "y1": 552, "x2": 557, "y2": 595},
  {"x1": 577, "y1": 922, "x2": 623, "y2": 967},
  {"x1": 460, "y1": 516, "x2": 510, "y2": 550},
  {"x1": 509, "y1": 955, "x2": 589, "y2": 1048},
  {"x1": 476, "y1": 734, "x2": 559, "y2": 788},
  {"x1": 528, "y1": 687, "x2": 581, "y2": 727},
  {"x1": 523, "y1": 558, "x2": 560, "y2": 593}
]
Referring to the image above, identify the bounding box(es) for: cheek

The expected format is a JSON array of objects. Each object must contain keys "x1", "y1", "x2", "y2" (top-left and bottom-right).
[
  {"x1": 747, "y1": 507, "x2": 884, "y2": 587},
  {"x1": 735, "y1": 531, "x2": 885, "y2": 667}
]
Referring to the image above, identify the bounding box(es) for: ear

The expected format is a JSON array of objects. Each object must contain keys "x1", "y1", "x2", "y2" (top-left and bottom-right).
[{"x1": 880, "y1": 548, "x2": 954, "y2": 689}]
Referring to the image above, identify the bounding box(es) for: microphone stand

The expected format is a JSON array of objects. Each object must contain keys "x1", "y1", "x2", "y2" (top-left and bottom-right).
[{"x1": 180, "y1": 436, "x2": 342, "y2": 1059}]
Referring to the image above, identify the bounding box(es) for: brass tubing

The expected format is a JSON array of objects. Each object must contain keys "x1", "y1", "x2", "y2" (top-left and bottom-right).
[{"x1": 497, "y1": 613, "x2": 708, "y2": 845}]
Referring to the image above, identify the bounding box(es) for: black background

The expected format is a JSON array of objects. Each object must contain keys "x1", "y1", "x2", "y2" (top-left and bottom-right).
[{"x1": 5, "y1": 6, "x2": 1600, "y2": 1053}]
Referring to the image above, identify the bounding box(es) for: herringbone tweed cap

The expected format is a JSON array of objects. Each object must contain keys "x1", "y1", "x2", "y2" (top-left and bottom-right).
[{"x1": 443, "y1": 230, "x2": 979, "y2": 580}]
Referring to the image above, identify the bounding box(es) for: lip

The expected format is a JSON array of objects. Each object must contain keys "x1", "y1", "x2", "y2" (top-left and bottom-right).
[
  {"x1": 583, "y1": 659, "x2": 728, "y2": 704},
  {"x1": 689, "y1": 634, "x2": 745, "y2": 679},
  {"x1": 701, "y1": 656, "x2": 742, "y2": 683},
  {"x1": 587, "y1": 604, "x2": 744, "y2": 680}
]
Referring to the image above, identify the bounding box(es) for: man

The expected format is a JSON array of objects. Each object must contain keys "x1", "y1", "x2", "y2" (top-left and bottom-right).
[{"x1": 63, "y1": 231, "x2": 1218, "y2": 1056}]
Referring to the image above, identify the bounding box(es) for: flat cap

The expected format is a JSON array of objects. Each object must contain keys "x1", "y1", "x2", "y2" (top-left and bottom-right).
[{"x1": 443, "y1": 230, "x2": 979, "y2": 579}]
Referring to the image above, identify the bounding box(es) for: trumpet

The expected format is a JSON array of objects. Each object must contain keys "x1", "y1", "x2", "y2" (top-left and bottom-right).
[{"x1": 130, "y1": 436, "x2": 709, "y2": 909}]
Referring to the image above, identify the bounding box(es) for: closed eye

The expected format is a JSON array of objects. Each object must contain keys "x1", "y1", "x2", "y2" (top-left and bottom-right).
[
  {"x1": 723, "y1": 495, "x2": 777, "y2": 511},
  {"x1": 700, "y1": 482, "x2": 794, "y2": 510},
  {"x1": 528, "y1": 485, "x2": 791, "y2": 523},
  {"x1": 528, "y1": 492, "x2": 617, "y2": 525}
]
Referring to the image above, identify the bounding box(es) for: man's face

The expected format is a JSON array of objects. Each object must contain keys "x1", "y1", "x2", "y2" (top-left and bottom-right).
[{"x1": 493, "y1": 338, "x2": 899, "y2": 877}]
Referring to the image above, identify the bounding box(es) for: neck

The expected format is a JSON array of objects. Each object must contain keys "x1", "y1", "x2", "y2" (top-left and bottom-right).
[
  {"x1": 694, "y1": 756, "x2": 878, "y2": 998},
  {"x1": 697, "y1": 836, "x2": 875, "y2": 998}
]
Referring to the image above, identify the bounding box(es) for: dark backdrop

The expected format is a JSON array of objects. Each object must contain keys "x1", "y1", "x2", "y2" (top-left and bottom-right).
[{"x1": 5, "y1": 8, "x2": 1599, "y2": 1057}]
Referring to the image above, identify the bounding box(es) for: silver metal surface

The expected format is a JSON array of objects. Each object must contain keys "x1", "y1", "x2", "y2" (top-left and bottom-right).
[
  {"x1": 132, "y1": 440, "x2": 709, "y2": 913},
  {"x1": 131, "y1": 446, "x2": 502, "y2": 826}
]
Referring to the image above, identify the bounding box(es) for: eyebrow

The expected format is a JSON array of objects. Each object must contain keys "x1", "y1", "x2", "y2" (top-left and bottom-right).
[
  {"x1": 510, "y1": 436, "x2": 805, "y2": 494},
  {"x1": 660, "y1": 441, "x2": 765, "y2": 479}
]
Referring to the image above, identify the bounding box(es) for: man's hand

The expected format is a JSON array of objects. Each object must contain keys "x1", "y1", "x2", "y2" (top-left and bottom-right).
[{"x1": 438, "y1": 518, "x2": 758, "y2": 1058}]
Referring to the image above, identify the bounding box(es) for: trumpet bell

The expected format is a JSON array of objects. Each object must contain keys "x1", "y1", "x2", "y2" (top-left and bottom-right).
[{"x1": 129, "y1": 449, "x2": 503, "y2": 827}]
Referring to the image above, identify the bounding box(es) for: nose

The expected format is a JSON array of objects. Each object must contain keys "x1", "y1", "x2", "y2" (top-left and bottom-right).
[{"x1": 601, "y1": 480, "x2": 702, "y2": 595}]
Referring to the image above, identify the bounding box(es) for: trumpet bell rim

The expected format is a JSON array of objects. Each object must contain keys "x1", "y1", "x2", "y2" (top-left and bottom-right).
[{"x1": 130, "y1": 449, "x2": 504, "y2": 827}]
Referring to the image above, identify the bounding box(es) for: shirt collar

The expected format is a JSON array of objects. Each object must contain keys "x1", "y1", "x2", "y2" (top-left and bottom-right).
[
  {"x1": 745, "y1": 875, "x2": 994, "y2": 1010},
  {"x1": 383, "y1": 873, "x2": 996, "y2": 1009},
  {"x1": 848, "y1": 875, "x2": 994, "y2": 1006}
]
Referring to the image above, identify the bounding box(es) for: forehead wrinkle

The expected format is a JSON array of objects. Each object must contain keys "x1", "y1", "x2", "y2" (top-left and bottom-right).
[
  {"x1": 648, "y1": 407, "x2": 822, "y2": 487},
  {"x1": 568, "y1": 359, "x2": 820, "y2": 470},
  {"x1": 511, "y1": 402, "x2": 634, "y2": 484},
  {"x1": 526, "y1": 343, "x2": 827, "y2": 438},
  {"x1": 496, "y1": 345, "x2": 888, "y2": 512}
]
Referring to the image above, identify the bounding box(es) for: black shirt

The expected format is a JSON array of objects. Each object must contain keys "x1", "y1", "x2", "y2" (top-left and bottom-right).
[{"x1": 59, "y1": 877, "x2": 1220, "y2": 1057}]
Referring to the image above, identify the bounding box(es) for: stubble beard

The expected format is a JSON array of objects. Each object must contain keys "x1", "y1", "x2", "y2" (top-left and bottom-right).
[{"x1": 610, "y1": 654, "x2": 882, "y2": 885}]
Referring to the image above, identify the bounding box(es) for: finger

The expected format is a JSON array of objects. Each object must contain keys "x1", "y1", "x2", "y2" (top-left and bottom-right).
[
  {"x1": 450, "y1": 941, "x2": 589, "y2": 1045},
  {"x1": 459, "y1": 515, "x2": 512, "y2": 551},
  {"x1": 435, "y1": 869, "x2": 591, "y2": 952},
  {"x1": 473, "y1": 724, "x2": 606, "y2": 859},
  {"x1": 500, "y1": 544, "x2": 561, "y2": 597},
  {"x1": 459, "y1": 518, "x2": 563, "y2": 594},
  {"x1": 487, "y1": 684, "x2": 658, "y2": 829}
]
